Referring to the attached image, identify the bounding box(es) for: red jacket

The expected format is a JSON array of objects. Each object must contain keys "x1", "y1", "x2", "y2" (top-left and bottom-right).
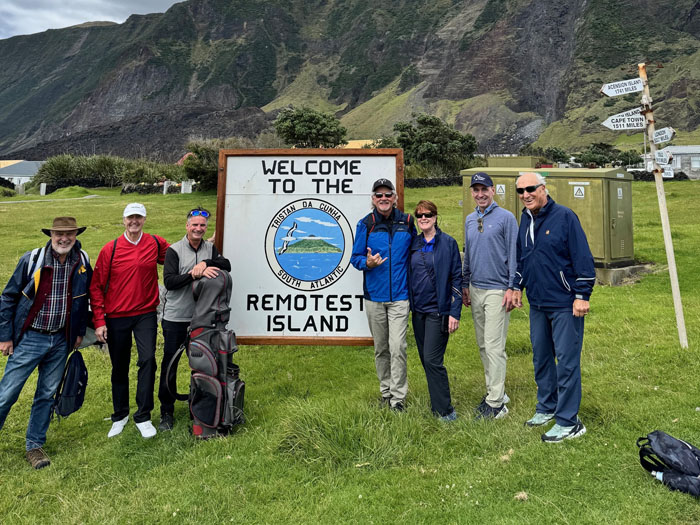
[{"x1": 90, "y1": 233, "x2": 169, "y2": 328}]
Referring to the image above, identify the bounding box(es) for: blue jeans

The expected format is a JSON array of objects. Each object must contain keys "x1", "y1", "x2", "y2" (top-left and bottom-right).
[
  {"x1": 0, "y1": 330, "x2": 68, "y2": 450},
  {"x1": 529, "y1": 306, "x2": 585, "y2": 427}
]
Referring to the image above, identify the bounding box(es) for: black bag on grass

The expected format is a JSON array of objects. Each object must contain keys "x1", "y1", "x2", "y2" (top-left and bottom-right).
[
  {"x1": 637, "y1": 430, "x2": 700, "y2": 498},
  {"x1": 52, "y1": 350, "x2": 88, "y2": 419}
]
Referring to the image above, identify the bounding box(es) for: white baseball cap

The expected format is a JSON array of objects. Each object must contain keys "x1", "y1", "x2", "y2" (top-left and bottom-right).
[{"x1": 123, "y1": 203, "x2": 147, "y2": 217}]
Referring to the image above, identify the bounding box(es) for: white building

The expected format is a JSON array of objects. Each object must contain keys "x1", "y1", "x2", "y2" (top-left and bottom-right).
[
  {"x1": 661, "y1": 146, "x2": 700, "y2": 180},
  {"x1": 0, "y1": 161, "x2": 44, "y2": 186}
]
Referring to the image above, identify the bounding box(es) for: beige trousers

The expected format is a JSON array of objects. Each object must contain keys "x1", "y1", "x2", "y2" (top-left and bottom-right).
[
  {"x1": 365, "y1": 299, "x2": 409, "y2": 406},
  {"x1": 470, "y1": 286, "x2": 510, "y2": 407}
]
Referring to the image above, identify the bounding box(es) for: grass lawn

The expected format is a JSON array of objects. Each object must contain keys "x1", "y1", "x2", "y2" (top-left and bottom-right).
[{"x1": 0, "y1": 183, "x2": 699, "y2": 524}]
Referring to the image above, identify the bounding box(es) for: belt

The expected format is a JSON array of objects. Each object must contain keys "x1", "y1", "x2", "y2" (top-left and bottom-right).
[{"x1": 29, "y1": 327, "x2": 63, "y2": 335}]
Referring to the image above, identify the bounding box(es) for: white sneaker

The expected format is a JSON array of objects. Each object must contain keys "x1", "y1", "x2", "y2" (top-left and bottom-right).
[
  {"x1": 135, "y1": 420, "x2": 157, "y2": 439},
  {"x1": 108, "y1": 416, "x2": 129, "y2": 438}
]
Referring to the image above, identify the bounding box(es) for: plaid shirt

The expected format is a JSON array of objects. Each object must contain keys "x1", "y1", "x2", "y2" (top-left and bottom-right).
[{"x1": 31, "y1": 249, "x2": 75, "y2": 332}]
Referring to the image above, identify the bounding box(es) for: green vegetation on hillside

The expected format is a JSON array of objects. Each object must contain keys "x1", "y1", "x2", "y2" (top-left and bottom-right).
[{"x1": 285, "y1": 237, "x2": 341, "y2": 253}]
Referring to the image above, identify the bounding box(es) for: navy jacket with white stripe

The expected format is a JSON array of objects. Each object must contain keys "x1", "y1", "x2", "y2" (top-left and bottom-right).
[{"x1": 514, "y1": 197, "x2": 595, "y2": 309}]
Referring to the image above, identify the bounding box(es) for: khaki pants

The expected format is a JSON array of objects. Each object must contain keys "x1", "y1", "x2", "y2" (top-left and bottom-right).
[
  {"x1": 365, "y1": 299, "x2": 409, "y2": 406},
  {"x1": 470, "y1": 286, "x2": 509, "y2": 407}
]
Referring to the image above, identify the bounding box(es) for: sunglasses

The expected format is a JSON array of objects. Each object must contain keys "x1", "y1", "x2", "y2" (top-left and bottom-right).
[
  {"x1": 516, "y1": 184, "x2": 543, "y2": 195},
  {"x1": 477, "y1": 217, "x2": 483, "y2": 233},
  {"x1": 416, "y1": 212, "x2": 435, "y2": 219},
  {"x1": 188, "y1": 209, "x2": 210, "y2": 218},
  {"x1": 374, "y1": 192, "x2": 394, "y2": 199}
]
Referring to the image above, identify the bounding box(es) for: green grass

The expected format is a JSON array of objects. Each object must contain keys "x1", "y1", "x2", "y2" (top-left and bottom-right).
[{"x1": 1, "y1": 184, "x2": 700, "y2": 523}]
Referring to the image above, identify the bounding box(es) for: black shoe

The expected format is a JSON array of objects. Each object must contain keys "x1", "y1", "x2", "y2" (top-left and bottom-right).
[
  {"x1": 379, "y1": 395, "x2": 392, "y2": 408},
  {"x1": 158, "y1": 413, "x2": 174, "y2": 431},
  {"x1": 390, "y1": 402, "x2": 405, "y2": 412}
]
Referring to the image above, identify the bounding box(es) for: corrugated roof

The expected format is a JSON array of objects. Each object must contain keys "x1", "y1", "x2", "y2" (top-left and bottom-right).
[
  {"x1": 660, "y1": 146, "x2": 700, "y2": 155},
  {"x1": 0, "y1": 160, "x2": 44, "y2": 177}
]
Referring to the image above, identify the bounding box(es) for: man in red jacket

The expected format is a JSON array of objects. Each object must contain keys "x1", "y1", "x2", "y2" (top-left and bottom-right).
[{"x1": 91, "y1": 203, "x2": 169, "y2": 439}]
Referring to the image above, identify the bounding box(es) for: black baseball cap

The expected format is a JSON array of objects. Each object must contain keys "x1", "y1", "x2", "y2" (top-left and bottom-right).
[{"x1": 372, "y1": 178, "x2": 395, "y2": 192}]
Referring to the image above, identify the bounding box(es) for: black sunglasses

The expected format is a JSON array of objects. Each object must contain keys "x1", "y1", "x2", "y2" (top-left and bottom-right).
[
  {"x1": 374, "y1": 192, "x2": 394, "y2": 198},
  {"x1": 188, "y1": 209, "x2": 210, "y2": 218},
  {"x1": 516, "y1": 184, "x2": 543, "y2": 195},
  {"x1": 477, "y1": 217, "x2": 483, "y2": 233},
  {"x1": 416, "y1": 212, "x2": 435, "y2": 219}
]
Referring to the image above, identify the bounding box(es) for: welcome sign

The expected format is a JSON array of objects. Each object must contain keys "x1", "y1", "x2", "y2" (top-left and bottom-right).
[{"x1": 215, "y1": 149, "x2": 404, "y2": 346}]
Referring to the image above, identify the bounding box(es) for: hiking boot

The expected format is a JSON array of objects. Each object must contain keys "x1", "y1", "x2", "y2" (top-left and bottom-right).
[
  {"x1": 541, "y1": 420, "x2": 586, "y2": 443},
  {"x1": 108, "y1": 415, "x2": 129, "y2": 438},
  {"x1": 439, "y1": 410, "x2": 458, "y2": 422},
  {"x1": 475, "y1": 403, "x2": 508, "y2": 420},
  {"x1": 378, "y1": 395, "x2": 392, "y2": 408},
  {"x1": 26, "y1": 448, "x2": 50, "y2": 470},
  {"x1": 524, "y1": 412, "x2": 555, "y2": 427},
  {"x1": 135, "y1": 420, "x2": 157, "y2": 439},
  {"x1": 158, "y1": 413, "x2": 174, "y2": 431},
  {"x1": 390, "y1": 402, "x2": 405, "y2": 413}
]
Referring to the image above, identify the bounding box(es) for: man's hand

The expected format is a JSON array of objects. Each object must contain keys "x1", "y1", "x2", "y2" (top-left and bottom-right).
[
  {"x1": 74, "y1": 336, "x2": 83, "y2": 349},
  {"x1": 366, "y1": 248, "x2": 387, "y2": 269},
  {"x1": 190, "y1": 261, "x2": 208, "y2": 279},
  {"x1": 95, "y1": 325, "x2": 108, "y2": 344},
  {"x1": 462, "y1": 288, "x2": 471, "y2": 307},
  {"x1": 512, "y1": 290, "x2": 523, "y2": 309},
  {"x1": 573, "y1": 299, "x2": 590, "y2": 317},
  {"x1": 0, "y1": 340, "x2": 13, "y2": 356},
  {"x1": 503, "y1": 289, "x2": 515, "y2": 312},
  {"x1": 201, "y1": 266, "x2": 220, "y2": 279},
  {"x1": 448, "y1": 316, "x2": 459, "y2": 334}
]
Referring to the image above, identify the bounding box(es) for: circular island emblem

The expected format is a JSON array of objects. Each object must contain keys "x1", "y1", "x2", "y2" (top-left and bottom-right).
[{"x1": 265, "y1": 198, "x2": 354, "y2": 291}]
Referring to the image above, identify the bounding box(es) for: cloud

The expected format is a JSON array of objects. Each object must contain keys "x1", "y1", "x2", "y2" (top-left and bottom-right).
[
  {"x1": 294, "y1": 216, "x2": 338, "y2": 228},
  {"x1": 0, "y1": 1, "x2": 179, "y2": 39}
]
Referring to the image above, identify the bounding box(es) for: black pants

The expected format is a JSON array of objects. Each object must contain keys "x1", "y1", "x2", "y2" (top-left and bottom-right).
[
  {"x1": 107, "y1": 312, "x2": 157, "y2": 423},
  {"x1": 159, "y1": 320, "x2": 189, "y2": 416},
  {"x1": 412, "y1": 311, "x2": 453, "y2": 417}
]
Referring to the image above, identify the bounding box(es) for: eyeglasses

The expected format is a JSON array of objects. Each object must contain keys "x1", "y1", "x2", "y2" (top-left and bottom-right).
[
  {"x1": 188, "y1": 209, "x2": 210, "y2": 218},
  {"x1": 416, "y1": 212, "x2": 435, "y2": 219},
  {"x1": 516, "y1": 184, "x2": 543, "y2": 195},
  {"x1": 477, "y1": 217, "x2": 483, "y2": 233},
  {"x1": 373, "y1": 192, "x2": 394, "y2": 199}
]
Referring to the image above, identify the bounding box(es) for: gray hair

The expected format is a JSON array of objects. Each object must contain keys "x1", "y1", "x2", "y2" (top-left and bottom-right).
[{"x1": 517, "y1": 172, "x2": 548, "y2": 193}]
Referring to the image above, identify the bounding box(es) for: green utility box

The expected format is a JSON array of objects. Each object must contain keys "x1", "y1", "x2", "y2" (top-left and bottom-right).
[
  {"x1": 486, "y1": 156, "x2": 540, "y2": 168},
  {"x1": 461, "y1": 167, "x2": 634, "y2": 268}
]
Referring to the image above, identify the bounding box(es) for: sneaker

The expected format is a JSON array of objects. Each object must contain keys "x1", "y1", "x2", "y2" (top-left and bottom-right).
[
  {"x1": 107, "y1": 415, "x2": 129, "y2": 438},
  {"x1": 135, "y1": 420, "x2": 157, "y2": 439},
  {"x1": 158, "y1": 413, "x2": 174, "y2": 431},
  {"x1": 439, "y1": 410, "x2": 458, "y2": 422},
  {"x1": 541, "y1": 420, "x2": 586, "y2": 443},
  {"x1": 26, "y1": 448, "x2": 51, "y2": 470},
  {"x1": 480, "y1": 392, "x2": 510, "y2": 406},
  {"x1": 390, "y1": 402, "x2": 405, "y2": 412},
  {"x1": 378, "y1": 395, "x2": 392, "y2": 408},
  {"x1": 475, "y1": 403, "x2": 508, "y2": 420},
  {"x1": 524, "y1": 412, "x2": 555, "y2": 427}
]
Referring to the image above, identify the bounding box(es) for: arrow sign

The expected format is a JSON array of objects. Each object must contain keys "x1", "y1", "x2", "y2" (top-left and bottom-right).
[
  {"x1": 655, "y1": 150, "x2": 672, "y2": 165},
  {"x1": 662, "y1": 167, "x2": 674, "y2": 179},
  {"x1": 653, "y1": 127, "x2": 675, "y2": 144},
  {"x1": 601, "y1": 77, "x2": 644, "y2": 97},
  {"x1": 601, "y1": 107, "x2": 645, "y2": 130}
]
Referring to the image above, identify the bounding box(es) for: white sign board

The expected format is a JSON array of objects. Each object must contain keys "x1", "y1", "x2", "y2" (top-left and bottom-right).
[
  {"x1": 573, "y1": 186, "x2": 585, "y2": 198},
  {"x1": 600, "y1": 78, "x2": 644, "y2": 97},
  {"x1": 496, "y1": 184, "x2": 505, "y2": 195},
  {"x1": 663, "y1": 167, "x2": 674, "y2": 179},
  {"x1": 217, "y1": 150, "x2": 403, "y2": 345},
  {"x1": 601, "y1": 107, "x2": 645, "y2": 130},
  {"x1": 655, "y1": 150, "x2": 671, "y2": 165},
  {"x1": 653, "y1": 127, "x2": 675, "y2": 144}
]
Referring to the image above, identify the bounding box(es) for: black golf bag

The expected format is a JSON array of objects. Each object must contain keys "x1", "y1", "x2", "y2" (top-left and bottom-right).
[{"x1": 168, "y1": 270, "x2": 245, "y2": 438}]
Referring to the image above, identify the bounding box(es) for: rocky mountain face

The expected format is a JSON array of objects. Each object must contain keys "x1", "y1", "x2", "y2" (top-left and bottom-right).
[{"x1": 1, "y1": 0, "x2": 699, "y2": 161}]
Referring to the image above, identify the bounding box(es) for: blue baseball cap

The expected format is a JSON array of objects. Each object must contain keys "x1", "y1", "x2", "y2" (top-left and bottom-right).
[{"x1": 470, "y1": 172, "x2": 493, "y2": 188}]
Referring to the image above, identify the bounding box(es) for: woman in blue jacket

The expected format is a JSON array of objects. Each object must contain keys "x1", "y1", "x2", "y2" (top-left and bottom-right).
[{"x1": 408, "y1": 200, "x2": 462, "y2": 421}]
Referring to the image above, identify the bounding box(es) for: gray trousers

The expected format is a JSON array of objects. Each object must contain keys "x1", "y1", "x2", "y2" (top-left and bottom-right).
[
  {"x1": 365, "y1": 299, "x2": 409, "y2": 406},
  {"x1": 470, "y1": 286, "x2": 509, "y2": 407}
]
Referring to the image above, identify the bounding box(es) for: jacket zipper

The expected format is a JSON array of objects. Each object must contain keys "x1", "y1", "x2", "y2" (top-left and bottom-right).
[{"x1": 388, "y1": 219, "x2": 394, "y2": 302}]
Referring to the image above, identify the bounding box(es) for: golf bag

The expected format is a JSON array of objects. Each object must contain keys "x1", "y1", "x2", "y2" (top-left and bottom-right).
[{"x1": 168, "y1": 270, "x2": 245, "y2": 438}]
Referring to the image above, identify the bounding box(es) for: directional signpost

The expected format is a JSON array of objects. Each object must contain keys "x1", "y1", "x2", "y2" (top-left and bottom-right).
[
  {"x1": 663, "y1": 167, "x2": 674, "y2": 179},
  {"x1": 653, "y1": 127, "x2": 675, "y2": 144},
  {"x1": 600, "y1": 77, "x2": 644, "y2": 97},
  {"x1": 601, "y1": 107, "x2": 645, "y2": 130},
  {"x1": 654, "y1": 150, "x2": 672, "y2": 165}
]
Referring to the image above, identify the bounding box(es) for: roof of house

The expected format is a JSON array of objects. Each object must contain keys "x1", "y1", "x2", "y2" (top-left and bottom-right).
[
  {"x1": 660, "y1": 146, "x2": 700, "y2": 155},
  {"x1": 0, "y1": 160, "x2": 44, "y2": 177}
]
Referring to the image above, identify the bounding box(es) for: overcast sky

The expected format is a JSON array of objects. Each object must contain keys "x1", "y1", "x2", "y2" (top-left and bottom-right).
[{"x1": 0, "y1": 1, "x2": 181, "y2": 39}]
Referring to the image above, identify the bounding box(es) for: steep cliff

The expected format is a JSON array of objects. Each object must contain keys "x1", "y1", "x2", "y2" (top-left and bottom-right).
[{"x1": 1, "y1": 0, "x2": 699, "y2": 160}]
